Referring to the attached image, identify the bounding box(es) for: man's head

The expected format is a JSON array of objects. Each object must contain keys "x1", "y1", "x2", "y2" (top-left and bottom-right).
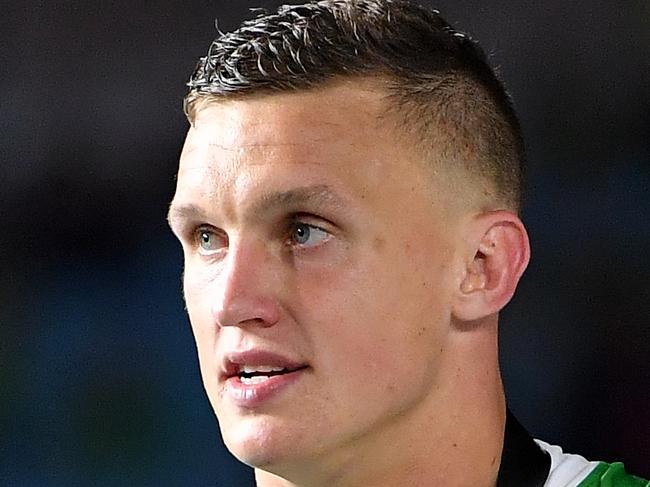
[{"x1": 169, "y1": 1, "x2": 530, "y2": 485}]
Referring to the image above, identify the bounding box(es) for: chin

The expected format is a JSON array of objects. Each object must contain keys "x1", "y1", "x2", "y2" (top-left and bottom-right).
[{"x1": 219, "y1": 414, "x2": 306, "y2": 469}]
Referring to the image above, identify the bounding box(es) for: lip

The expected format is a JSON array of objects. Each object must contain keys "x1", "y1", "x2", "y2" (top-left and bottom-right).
[{"x1": 221, "y1": 350, "x2": 309, "y2": 408}]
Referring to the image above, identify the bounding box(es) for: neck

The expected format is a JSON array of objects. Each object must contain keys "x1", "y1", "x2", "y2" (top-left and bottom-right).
[{"x1": 255, "y1": 321, "x2": 506, "y2": 487}]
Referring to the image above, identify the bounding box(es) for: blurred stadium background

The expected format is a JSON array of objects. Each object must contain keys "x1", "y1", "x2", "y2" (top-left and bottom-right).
[{"x1": 1, "y1": 1, "x2": 648, "y2": 485}]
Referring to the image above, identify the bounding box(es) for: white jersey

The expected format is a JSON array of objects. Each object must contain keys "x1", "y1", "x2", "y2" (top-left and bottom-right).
[
  {"x1": 536, "y1": 440, "x2": 649, "y2": 487},
  {"x1": 537, "y1": 440, "x2": 602, "y2": 486}
]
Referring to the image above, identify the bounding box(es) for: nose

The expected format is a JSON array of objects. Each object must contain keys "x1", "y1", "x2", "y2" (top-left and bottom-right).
[{"x1": 211, "y1": 238, "x2": 281, "y2": 329}]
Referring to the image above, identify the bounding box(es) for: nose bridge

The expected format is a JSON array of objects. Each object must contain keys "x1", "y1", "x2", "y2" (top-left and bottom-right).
[{"x1": 212, "y1": 235, "x2": 281, "y2": 328}]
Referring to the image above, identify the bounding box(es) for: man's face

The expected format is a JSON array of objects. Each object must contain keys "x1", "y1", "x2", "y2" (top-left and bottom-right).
[{"x1": 170, "y1": 82, "x2": 465, "y2": 470}]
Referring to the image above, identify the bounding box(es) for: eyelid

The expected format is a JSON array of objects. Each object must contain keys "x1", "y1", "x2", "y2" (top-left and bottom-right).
[
  {"x1": 289, "y1": 212, "x2": 335, "y2": 229},
  {"x1": 290, "y1": 213, "x2": 331, "y2": 231}
]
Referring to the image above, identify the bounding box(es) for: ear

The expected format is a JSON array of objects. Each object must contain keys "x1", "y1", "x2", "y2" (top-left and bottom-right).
[{"x1": 451, "y1": 211, "x2": 530, "y2": 322}]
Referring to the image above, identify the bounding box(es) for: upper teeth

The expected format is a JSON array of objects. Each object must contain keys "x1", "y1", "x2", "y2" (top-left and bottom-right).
[{"x1": 239, "y1": 365, "x2": 286, "y2": 374}]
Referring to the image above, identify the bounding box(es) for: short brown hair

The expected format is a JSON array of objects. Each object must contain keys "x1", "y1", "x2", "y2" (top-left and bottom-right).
[{"x1": 185, "y1": 0, "x2": 525, "y2": 211}]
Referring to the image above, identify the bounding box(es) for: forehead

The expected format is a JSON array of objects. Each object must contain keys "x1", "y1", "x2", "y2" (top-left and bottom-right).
[
  {"x1": 181, "y1": 83, "x2": 388, "y2": 166},
  {"x1": 181, "y1": 85, "x2": 372, "y2": 178},
  {"x1": 172, "y1": 81, "x2": 443, "y2": 221}
]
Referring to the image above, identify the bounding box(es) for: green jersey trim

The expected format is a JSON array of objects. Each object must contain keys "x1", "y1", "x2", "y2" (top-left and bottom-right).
[
  {"x1": 577, "y1": 461, "x2": 650, "y2": 487},
  {"x1": 536, "y1": 440, "x2": 649, "y2": 487}
]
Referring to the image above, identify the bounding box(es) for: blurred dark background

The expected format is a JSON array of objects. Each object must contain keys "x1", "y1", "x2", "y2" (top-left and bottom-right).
[{"x1": 1, "y1": 1, "x2": 648, "y2": 485}]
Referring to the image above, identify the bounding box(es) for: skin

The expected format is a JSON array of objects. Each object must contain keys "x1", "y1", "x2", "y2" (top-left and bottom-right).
[{"x1": 168, "y1": 78, "x2": 530, "y2": 487}]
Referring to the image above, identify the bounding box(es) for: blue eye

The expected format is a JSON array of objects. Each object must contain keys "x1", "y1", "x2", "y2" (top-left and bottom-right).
[
  {"x1": 197, "y1": 228, "x2": 223, "y2": 253},
  {"x1": 290, "y1": 222, "x2": 329, "y2": 248}
]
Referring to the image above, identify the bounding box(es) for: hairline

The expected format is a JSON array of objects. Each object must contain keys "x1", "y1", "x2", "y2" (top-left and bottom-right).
[{"x1": 184, "y1": 72, "x2": 513, "y2": 214}]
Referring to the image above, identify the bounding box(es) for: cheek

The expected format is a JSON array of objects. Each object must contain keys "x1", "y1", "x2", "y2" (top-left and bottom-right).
[
  {"x1": 301, "y1": 246, "x2": 451, "y2": 388},
  {"x1": 182, "y1": 262, "x2": 221, "y2": 369},
  {"x1": 183, "y1": 258, "x2": 222, "y2": 323}
]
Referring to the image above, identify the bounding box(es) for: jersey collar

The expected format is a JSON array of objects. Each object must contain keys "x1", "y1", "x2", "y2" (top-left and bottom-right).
[{"x1": 496, "y1": 409, "x2": 551, "y2": 487}]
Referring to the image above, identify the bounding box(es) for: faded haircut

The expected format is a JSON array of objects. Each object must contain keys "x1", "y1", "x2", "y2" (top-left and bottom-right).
[{"x1": 184, "y1": 0, "x2": 525, "y2": 211}]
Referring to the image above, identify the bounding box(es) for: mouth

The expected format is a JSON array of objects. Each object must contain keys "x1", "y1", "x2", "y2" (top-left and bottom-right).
[
  {"x1": 221, "y1": 351, "x2": 309, "y2": 407},
  {"x1": 234, "y1": 364, "x2": 308, "y2": 385}
]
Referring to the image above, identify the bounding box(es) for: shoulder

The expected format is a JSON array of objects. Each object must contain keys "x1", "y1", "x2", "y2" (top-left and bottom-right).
[{"x1": 536, "y1": 440, "x2": 649, "y2": 487}]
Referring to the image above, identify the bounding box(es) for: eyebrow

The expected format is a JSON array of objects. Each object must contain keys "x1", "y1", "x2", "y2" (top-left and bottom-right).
[
  {"x1": 251, "y1": 184, "x2": 345, "y2": 215},
  {"x1": 167, "y1": 203, "x2": 208, "y2": 228},
  {"x1": 167, "y1": 184, "x2": 345, "y2": 227}
]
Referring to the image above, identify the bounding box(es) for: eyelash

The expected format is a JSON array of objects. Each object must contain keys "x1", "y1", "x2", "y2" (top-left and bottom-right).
[
  {"x1": 286, "y1": 218, "x2": 331, "y2": 249},
  {"x1": 192, "y1": 225, "x2": 227, "y2": 254},
  {"x1": 188, "y1": 214, "x2": 333, "y2": 254}
]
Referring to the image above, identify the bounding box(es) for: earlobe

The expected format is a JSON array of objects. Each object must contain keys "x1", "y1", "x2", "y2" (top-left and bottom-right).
[{"x1": 452, "y1": 211, "x2": 530, "y2": 322}]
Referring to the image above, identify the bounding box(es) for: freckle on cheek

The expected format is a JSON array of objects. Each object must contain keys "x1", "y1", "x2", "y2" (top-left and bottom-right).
[{"x1": 373, "y1": 236, "x2": 385, "y2": 251}]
